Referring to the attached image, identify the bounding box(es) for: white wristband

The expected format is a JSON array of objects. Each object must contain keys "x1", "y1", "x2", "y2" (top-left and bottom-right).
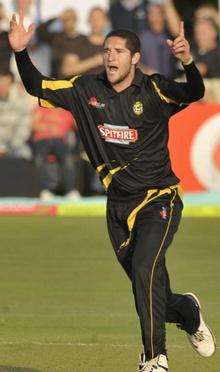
[{"x1": 182, "y1": 56, "x2": 193, "y2": 66}]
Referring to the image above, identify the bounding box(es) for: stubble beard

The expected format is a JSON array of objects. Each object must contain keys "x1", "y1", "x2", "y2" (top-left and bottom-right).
[{"x1": 109, "y1": 65, "x2": 133, "y2": 87}]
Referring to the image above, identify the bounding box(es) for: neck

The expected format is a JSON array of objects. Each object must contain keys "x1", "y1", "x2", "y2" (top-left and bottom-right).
[{"x1": 112, "y1": 68, "x2": 136, "y2": 92}]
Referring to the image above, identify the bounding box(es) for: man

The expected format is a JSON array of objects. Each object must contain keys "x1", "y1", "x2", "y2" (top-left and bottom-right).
[
  {"x1": 192, "y1": 17, "x2": 220, "y2": 78},
  {"x1": 32, "y1": 106, "x2": 80, "y2": 200},
  {"x1": 0, "y1": 2, "x2": 12, "y2": 72},
  {"x1": 60, "y1": 6, "x2": 108, "y2": 78},
  {"x1": 36, "y1": 8, "x2": 88, "y2": 76},
  {"x1": 140, "y1": 0, "x2": 180, "y2": 77},
  {"x1": 9, "y1": 9, "x2": 215, "y2": 372},
  {"x1": 0, "y1": 69, "x2": 32, "y2": 159},
  {"x1": 109, "y1": 0, "x2": 148, "y2": 34}
]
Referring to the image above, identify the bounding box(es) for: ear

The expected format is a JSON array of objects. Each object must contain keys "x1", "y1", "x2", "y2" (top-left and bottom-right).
[{"x1": 131, "y1": 52, "x2": 141, "y2": 66}]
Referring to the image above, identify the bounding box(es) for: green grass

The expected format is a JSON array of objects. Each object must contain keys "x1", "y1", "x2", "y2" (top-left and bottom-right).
[{"x1": 0, "y1": 216, "x2": 219, "y2": 371}]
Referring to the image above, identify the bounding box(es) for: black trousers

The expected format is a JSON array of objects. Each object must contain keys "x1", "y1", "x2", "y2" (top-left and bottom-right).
[{"x1": 107, "y1": 186, "x2": 199, "y2": 360}]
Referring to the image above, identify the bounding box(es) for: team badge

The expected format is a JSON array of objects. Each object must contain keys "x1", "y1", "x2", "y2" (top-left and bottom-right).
[{"x1": 133, "y1": 101, "x2": 143, "y2": 116}]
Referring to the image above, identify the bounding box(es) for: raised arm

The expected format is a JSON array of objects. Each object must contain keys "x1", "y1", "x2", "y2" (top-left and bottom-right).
[
  {"x1": 151, "y1": 22, "x2": 205, "y2": 115},
  {"x1": 164, "y1": 22, "x2": 205, "y2": 102},
  {"x1": 8, "y1": 10, "x2": 76, "y2": 110},
  {"x1": 9, "y1": 9, "x2": 35, "y2": 53},
  {"x1": 167, "y1": 21, "x2": 192, "y2": 65},
  {"x1": 8, "y1": 9, "x2": 45, "y2": 97},
  {"x1": 152, "y1": 62, "x2": 205, "y2": 107}
]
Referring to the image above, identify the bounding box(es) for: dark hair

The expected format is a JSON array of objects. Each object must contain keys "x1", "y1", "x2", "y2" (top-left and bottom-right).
[{"x1": 104, "y1": 29, "x2": 141, "y2": 56}]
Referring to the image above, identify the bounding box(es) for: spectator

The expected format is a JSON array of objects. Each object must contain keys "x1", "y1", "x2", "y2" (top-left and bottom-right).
[
  {"x1": 194, "y1": 3, "x2": 220, "y2": 29},
  {"x1": 60, "y1": 7, "x2": 108, "y2": 78},
  {"x1": 171, "y1": 0, "x2": 202, "y2": 40},
  {"x1": 0, "y1": 70, "x2": 32, "y2": 159},
  {"x1": 32, "y1": 106, "x2": 81, "y2": 200},
  {"x1": 0, "y1": 1, "x2": 8, "y2": 29},
  {"x1": 109, "y1": 0, "x2": 148, "y2": 34},
  {"x1": 36, "y1": 8, "x2": 88, "y2": 76},
  {"x1": 8, "y1": 0, "x2": 52, "y2": 77},
  {"x1": 0, "y1": 2, "x2": 12, "y2": 72},
  {"x1": 139, "y1": 0, "x2": 180, "y2": 77},
  {"x1": 192, "y1": 18, "x2": 220, "y2": 78}
]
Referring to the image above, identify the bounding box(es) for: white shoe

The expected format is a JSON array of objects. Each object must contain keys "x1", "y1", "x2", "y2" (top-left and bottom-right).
[
  {"x1": 65, "y1": 189, "x2": 81, "y2": 200},
  {"x1": 138, "y1": 354, "x2": 168, "y2": 372},
  {"x1": 40, "y1": 189, "x2": 55, "y2": 201},
  {"x1": 184, "y1": 293, "x2": 216, "y2": 357}
]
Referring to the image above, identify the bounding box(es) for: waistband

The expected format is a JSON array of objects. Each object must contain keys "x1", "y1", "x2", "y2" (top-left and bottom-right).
[
  {"x1": 119, "y1": 184, "x2": 182, "y2": 249},
  {"x1": 107, "y1": 184, "x2": 182, "y2": 203}
]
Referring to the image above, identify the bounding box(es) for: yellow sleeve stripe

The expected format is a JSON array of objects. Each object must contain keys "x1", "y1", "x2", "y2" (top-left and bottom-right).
[
  {"x1": 109, "y1": 166, "x2": 123, "y2": 175},
  {"x1": 39, "y1": 98, "x2": 56, "y2": 108},
  {"x1": 152, "y1": 80, "x2": 177, "y2": 104},
  {"x1": 42, "y1": 80, "x2": 73, "y2": 91},
  {"x1": 96, "y1": 163, "x2": 128, "y2": 191},
  {"x1": 96, "y1": 163, "x2": 106, "y2": 173},
  {"x1": 102, "y1": 174, "x2": 113, "y2": 190}
]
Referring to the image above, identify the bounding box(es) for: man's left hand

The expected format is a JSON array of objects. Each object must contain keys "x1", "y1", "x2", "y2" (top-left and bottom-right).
[{"x1": 167, "y1": 21, "x2": 192, "y2": 64}]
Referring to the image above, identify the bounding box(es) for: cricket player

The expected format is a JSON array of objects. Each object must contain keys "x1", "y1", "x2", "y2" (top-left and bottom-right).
[{"x1": 8, "y1": 7, "x2": 216, "y2": 371}]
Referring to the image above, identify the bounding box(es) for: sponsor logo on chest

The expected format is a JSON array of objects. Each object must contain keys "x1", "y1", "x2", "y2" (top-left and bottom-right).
[{"x1": 98, "y1": 123, "x2": 138, "y2": 145}]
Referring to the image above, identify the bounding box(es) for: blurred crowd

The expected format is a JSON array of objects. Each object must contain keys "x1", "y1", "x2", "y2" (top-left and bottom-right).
[{"x1": 0, "y1": 0, "x2": 220, "y2": 199}]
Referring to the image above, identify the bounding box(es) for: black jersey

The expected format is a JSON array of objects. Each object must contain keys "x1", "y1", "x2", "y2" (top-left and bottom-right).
[{"x1": 15, "y1": 50, "x2": 204, "y2": 200}]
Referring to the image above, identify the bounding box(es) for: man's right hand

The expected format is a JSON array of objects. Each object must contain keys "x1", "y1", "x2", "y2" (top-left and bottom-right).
[{"x1": 8, "y1": 9, "x2": 35, "y2": 52}]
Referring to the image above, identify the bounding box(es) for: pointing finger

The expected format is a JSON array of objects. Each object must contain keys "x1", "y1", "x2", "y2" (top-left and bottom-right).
[{"x1": 18, "y1": 9, "x2": 24, "y2": 25}]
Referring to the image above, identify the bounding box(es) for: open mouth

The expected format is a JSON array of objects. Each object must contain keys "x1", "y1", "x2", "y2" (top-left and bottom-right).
[{"x1": 108, "y1": 66, "x2": 118, "y2": 73}]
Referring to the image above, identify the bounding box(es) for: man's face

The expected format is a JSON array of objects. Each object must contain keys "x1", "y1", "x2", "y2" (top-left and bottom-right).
[
  {"x1": 194, "y1": 20, "x2": 217, "y2": 49},
  {"x1": 103, "y1": 37, "x2": 135, "y2": 86},
  {"x1": 147, "y1": 5, "x2": 165, "y2": 33},
  {"x1": 0, "y1": 5, "x2": 4, "y2": 20},
  {"x1": 89, "y1": 9, "x2": 108, "y2": 35},
  {"x1": 61, "y1": 9, "x2": 77, "y2": 34}
]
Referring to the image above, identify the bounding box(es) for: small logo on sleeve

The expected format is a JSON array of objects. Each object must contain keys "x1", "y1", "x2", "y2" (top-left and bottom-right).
[
  {"x1": 88, "y1": 96, "x2": 105, "y2": 109},
  {"x1": 98, "y1": 123, "x2": 138, "y2": 144},
  {"x1": 160, "y1": 207, "x2": 168, "y2": 220}
]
